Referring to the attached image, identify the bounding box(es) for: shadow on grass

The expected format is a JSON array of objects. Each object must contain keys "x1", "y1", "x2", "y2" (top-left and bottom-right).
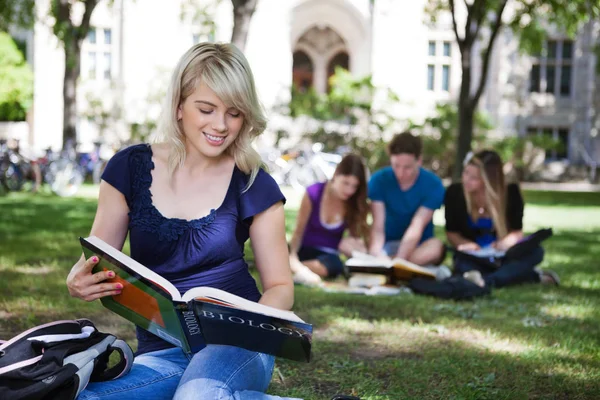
[{"x1": 270, "y1": 332, "x2": 600, "y2": 399}]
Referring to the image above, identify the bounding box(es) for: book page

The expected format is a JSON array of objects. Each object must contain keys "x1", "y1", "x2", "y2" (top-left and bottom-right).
[
  {"x1": 346, "y1": 251, "x2": 392, "y2": 268},
  {"x1": 390, "y1": 257, "x2": 432, "y2": 271},
  {"x1": 348, "y1": 273, "x2": 389, "y2": 288},
  {"x1": 83, "y1": 236, "x2": 182, "y2": 301},
  {"x1": 182, "y1": 286, "x2": 305, "y2": 323},
  {"x1": 388, "y1": 257, "x2": 437, "y2": 279},
  {"x1": 463, "y1": 247, "x2": 505, "y2": 258}
]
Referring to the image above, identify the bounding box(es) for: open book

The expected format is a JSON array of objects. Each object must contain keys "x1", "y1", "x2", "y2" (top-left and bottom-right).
[
  {"x1": 345, "y1": 251, "x2": 437, "y2": 281},
  {"x1": 80, "y1": 236, "x2": 312, "y2": 362},
  {"x1": 452, "y1": 228, "x2": 553, "y2": 269}
]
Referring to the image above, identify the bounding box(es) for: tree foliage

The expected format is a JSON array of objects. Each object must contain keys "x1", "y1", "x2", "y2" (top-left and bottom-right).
[
  {"x1": 0, "y1": 32, "x2": 33, "y2": 121},
  {"x1": 426, "y1": 0, "x2": 600, "y2": 181},
  {"x1": 0, "y1": 0, "x2": 35, "y2": 31},
  {"x1": 284, "y1": 67, "x2": 402, "y2": 172},
  {"x1": 410, "y1": 103, "x2": 492, "y2": 178}
]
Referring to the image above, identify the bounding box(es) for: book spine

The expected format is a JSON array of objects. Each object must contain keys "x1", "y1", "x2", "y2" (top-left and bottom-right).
[{"x1": 174, "y1": 302, "x2": 205, "y2": 353}]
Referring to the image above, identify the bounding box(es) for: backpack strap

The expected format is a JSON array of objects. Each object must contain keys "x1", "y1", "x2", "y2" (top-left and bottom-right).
[
  {"x1": 93, "y1": 339, "x2": 133, "y2": 381},
  {"x1": 0, "y1": 320, "x2": 81, "y2": 352}
]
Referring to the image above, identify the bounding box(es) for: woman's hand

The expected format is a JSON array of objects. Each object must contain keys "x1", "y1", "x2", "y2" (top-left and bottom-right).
[
  {"x1": 66, "y1": 255, "x2": 123, "y2": 302},
  {"x1": 338, "y1": 237, "x2": 367, "y2": 257},
  {"x1": 458, "y1": 242, "x2": 481, "y2": 252}
]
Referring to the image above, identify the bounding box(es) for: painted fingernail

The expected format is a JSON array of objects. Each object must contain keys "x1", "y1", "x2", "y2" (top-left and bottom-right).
[
  {"x1": 115, "y1": 291, "x2": 122, "y2": 295},
  {"x1": 108, "y1": 271, "x2": 115, "y2": 278},
  {"x1": 116, "y1": 283, "x2": 123, "y2": 289},
  {"x1": 92, "y1": 256, "x2": 98, "y2": 263}
]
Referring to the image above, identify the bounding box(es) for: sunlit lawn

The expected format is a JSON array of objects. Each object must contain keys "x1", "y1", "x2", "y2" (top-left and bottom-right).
[{"x1": 0, "y1": 187, "x2": 599, "y2": 399}]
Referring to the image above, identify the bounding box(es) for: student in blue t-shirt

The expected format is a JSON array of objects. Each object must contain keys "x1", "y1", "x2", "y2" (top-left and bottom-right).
[
  {"x1": 368, "y1": 131, "x2": 446, "y2": 266},
  {"x1": 66, "y1": 43, "x2": 299, "y2": 400}
]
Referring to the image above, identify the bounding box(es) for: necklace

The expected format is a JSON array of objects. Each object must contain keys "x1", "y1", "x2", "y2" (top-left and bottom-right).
[{"x1": 478, "y1": 207, "x2": 485, "y2": 215}]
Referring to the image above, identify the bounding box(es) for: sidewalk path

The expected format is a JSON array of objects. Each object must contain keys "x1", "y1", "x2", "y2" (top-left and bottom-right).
[
  {"x1": 439, "y1": 179, "x2": 600, "y2": 193},
  {"x1": 520, "y1": 181, "x2": 600, "y2": 192}
]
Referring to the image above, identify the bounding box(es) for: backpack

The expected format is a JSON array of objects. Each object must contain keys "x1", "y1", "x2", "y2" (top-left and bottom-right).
[{"x1": 0, "y1": 318, "x2": 133, "y2": 400}]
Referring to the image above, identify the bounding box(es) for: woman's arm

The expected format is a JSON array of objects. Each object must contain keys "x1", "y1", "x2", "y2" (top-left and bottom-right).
[
  {"x1": 338, "y1": 237, "x2": 367, "y2": 257},
  {"x1": 396, "y1": 206, "x2": 434, "y2": 259},
  {"x1": 288, "y1": 192, "x2": 312, "y2": 272},
  {"x1": 444, "y1": 183, "x2": 480, "y2": 250},
  {"x1": 368, "y1": 201, "x2": 386, "y2": 256},
  {"x1": 495, "y1": 230, "x2": 524, "y2": 251},
  {"x1": 66, "y1": 181, "x2": 130, "y2": 301},
  {"x1": 497, "y1": 183, "x2": 525, "y2": 250},
  {"x1": 250, "y1": 201, "x2": 294, "y2": 311},
  {"x1": 446, "y1": 231, "x2": 480, "y2": 250}
]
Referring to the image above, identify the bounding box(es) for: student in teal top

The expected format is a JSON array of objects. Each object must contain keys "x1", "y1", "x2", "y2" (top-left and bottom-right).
[{"x1": 368, "y1": 132, "x2": 446, "y2": 266}]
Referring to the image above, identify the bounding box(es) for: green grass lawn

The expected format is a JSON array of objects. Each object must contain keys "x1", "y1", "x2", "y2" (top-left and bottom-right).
[{"x1": 1, "y1": 189, "x2": 599, "y2": 399}]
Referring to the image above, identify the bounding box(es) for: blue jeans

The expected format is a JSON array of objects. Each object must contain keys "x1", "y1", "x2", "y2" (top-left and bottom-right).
[
  {"x1": 454, "y1": 246, "x2": 544, "y2": 288},
  {"x1": 78, "y1": 345, "x2": 301, "y2": 400},
  {"x1": 297, "y1": 246, "x2": 344, "y2": 277}
]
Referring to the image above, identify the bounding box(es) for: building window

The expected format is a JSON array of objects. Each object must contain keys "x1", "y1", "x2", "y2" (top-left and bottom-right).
[
  {"x1": 292, "y1": 50, "x2": 314, "y2": 93},
  {"x1": 84, "y1": 27, "x2": 112, "y2": 81},
  {"x1": 427, "y1": 65, "x2": 435, "y2": 91},
  {"x1": 557, "y1": 128, "x2": 569, "y2": 159},
  {"x1": 527, "y1": 127, "x2": 570, "y2": 160},
  {"x1": 427, "y1": 40, "x2": 452, "y2": 92},
  {"x1": 530, "y1": 64, "x2": 540, "y2": 92},
  {"x1": 443, "y1": 41, "x2": 451, "y2": 57},
  {"x1": 88, "y1": 52, "x2": 96, "y2": 79},
  {"x1": 428, "y1": 41, "x2": 436, "y2": 56},
  {"x1": 529, "y1": 39, "x2": 573, "y2": 97},
  {"x1": 103, "y1": 29, "x2": 112, "y2": 45},
  {"x1": 442, "y1": 65, "x2": 450, "y2": 91},
  {"x1": 103, "y1": 52, "x2": 112, "y2": 79},
  {"x1": 87, "y1": 28, "x2": 96, "y2": 44},
  {"x1": 327, "y1": 52, "x2": 349, "y2": 93}
]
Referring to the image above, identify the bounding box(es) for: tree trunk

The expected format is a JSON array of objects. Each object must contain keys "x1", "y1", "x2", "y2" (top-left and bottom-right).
[
  {"x1": 453, "y1": 47, "x2": 474, "y2": 182},
  {"x1": 62, "y1": 39, "x2": 81, "y2": 148},
  {"x1": 455, "y1": 95, "x2": 474, "y2": 182},
  {"x1": 231, "y1": 0, "x2": 258, "y2": 52}
]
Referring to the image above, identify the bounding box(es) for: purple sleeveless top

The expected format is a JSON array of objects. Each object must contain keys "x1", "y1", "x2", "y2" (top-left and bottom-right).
[
  {"x1": 300, "y1": 182, "x2": 346, "y2": 251},
  {"x1": 101, "y1": 144, "x2": 285, "y2": 355}
]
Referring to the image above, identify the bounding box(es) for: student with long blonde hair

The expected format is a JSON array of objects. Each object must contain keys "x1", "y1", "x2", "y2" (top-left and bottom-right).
[
  {"x1": 67, "y1": 43, "x2": 299, "y2": 399},
  {"x1": 444, "y1": 150, "x2": 559, "y2": 288}
]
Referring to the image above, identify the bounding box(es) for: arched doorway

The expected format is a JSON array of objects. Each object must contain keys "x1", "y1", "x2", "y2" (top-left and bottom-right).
[
  {"x1": 326, "y1": 51, "x2": 349, "y2": 92},
  {"x1": 292, "y1": 26, "x2": 348, "y2": 94},
  {"x1": 292, "y1": 50, "x2": 314, "y2": 93}
]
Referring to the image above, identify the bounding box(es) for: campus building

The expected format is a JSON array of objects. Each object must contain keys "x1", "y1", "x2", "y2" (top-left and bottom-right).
[{"x1": 9, "y1": 0, "x2": 600, "y2": 167}]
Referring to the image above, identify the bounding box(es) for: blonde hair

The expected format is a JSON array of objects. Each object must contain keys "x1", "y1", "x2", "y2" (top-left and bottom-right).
[
  {"x1": 463, "y1": 150, "x2": 508, "y2": 238},
  {"x1": 155, "y1": 42, "x2": 267, "y2": 188}
]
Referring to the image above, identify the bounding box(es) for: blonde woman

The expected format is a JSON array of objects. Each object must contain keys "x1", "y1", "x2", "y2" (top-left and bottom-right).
[
  {"x1": 444, "y1": 149, "x2": 559, "y2": 288},
  {"x1": 67, "y1": 43, "x2": 298, "y2": 400}
]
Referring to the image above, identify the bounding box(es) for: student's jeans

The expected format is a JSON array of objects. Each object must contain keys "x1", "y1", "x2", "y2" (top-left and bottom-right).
[
  {"x1": 78, "y1": 345, "x2": 301, "y2": 400},
  {"x1": 454, "y1": 246, "x2": 544, "y2": 288}
]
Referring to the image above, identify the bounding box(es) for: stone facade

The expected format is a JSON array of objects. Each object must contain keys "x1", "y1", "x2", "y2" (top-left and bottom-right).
[{"x1": 15, "y1": 0, "x2": 600, "y2": 165}]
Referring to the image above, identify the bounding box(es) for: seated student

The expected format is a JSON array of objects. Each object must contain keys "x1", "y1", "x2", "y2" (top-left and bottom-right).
[
  {"x1": 289, "y1": 154, "x2": 370, "y2": 285},
  {"x1": 67, "y1": 42, "x2": 299, "y2": 400},
  {"x1": 368, "y1": 132, "x2": 446, "y2": 266},
  {"x1": 445, "y1": 149, "x2": 559, "y2": 288}
]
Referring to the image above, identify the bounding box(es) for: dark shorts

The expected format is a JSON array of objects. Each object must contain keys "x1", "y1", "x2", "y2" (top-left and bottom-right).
[{"x1": 297, "y1": 246, "x2": 344, "y2": 278}]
